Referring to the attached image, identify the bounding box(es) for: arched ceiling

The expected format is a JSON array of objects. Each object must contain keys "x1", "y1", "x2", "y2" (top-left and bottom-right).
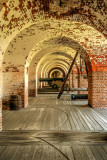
[
  {"x1": 49, "y1": 67, "x2": 66, "y2": 77},
  {"x1": 43, "y1": 61, "x2": 69, "y2": 73},
  {"x1": 28, "y1": 51, "x2": 71, "y2": 79},
  {"x1": 40, "y1": 59, "x2": 69, "y2": 75},
  {"x1": 0, "y1": 0, "x2": 106, "y2": 38},
  {"x1": 25, "y1": 27, "x2": 106, "y2": 70},
  {"x1": 45, "y1": 63, "x2": 68, "y2": 75},
  {"x1": 34, "y1": 53, "x2": 70, "y2": 73},
  {"x1": 36, "y1": 58, "x2": 69, "y2": 76},
  {"x1": 28, "y1": 49, "x2": 79, "y2": 82},
  {"x1": 1, "y1": 0, "x2": 107, "y2": 73},
  {"x1": 49, "y1": 69, "x2": 64, "y2": 78}
]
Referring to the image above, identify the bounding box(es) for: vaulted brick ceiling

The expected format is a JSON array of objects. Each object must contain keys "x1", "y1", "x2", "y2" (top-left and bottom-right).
[{"x1": 1, "y1": 0, "x2": 107, "y2": 73}]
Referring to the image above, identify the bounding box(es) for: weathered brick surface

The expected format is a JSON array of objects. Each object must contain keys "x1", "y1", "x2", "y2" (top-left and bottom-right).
[
  {"x1": 0, "y1": 68, "x2": 2, "y2": 131},
  {"x1": 89, "y1": 71, "x2": 107, "y2": 108},
  {"x1": 28, "y1": 80, "x2": 36, "y2": 97},
  {"x1": 2, "y1": 66, "x2": 29, "y2": 109}
]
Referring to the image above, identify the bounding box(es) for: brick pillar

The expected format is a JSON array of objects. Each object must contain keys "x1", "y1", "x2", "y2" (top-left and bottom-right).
[
  {"x1": 28, "y1": 80, "x2": 36, "y2": 97},
  {"x1": 2, "y1": 66, "x2": 28, "y2": 109},
  {"x1": 72, "y1": 71, "x2": 74, "y2": 88},
  {"x1": 73, "y1": 73, "x2": 78, "y2": 88},
  {"x1": 88, "y1": 71, "x2": 107, "y2": 108},
  {"x1": 0, "y1": 49, "x2": 3, "y2": 131},
  {"x1": 0, "y1": 69, "x2": 2, "y2": 131},
  {"x1": 24, "y1": 67, "x2": 28, "y2": 108},
  {"x1": 79, "y1": 75, "x2": 88, "y2": 94},
  {"x1": 69, "y1": 74, "x2": 71, "y2": 87},
  {"x1": 69, "y1": 73, "x2": 72, "y2": 88},
  {"x1": 78, "y1": 72, "x2": 80, "y2": 94},
  {"x1": 35, "y1": 75, "x2": 38, "y2": 97}
]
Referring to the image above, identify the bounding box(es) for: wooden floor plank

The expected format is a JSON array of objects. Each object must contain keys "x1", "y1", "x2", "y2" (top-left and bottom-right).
[
  {"x1": 37, "y1": 108, "x2": 47, "y2": 130},
  {"x1": 10, "y1": 111, "x2": 27, "y2": 130},
  {"x1": 90, "y1": 146, "x2": 104, "y2": 160},
  {"x1": 56, "y1": 145, "x2": 69, "y2": 160},
  {"x1": 54, "y1": 107, "x2": 60, "y2": 130},
  {"x1": 66, "y1": 109, "x2": 76, "y2": 130},
  {"x1": 18, "y1": 111, "x2": 32, "y2": 130},
  {"x1": 5, "y1": 146, "x2": 19, "y2": 160},
  {"x1": 91, "y1": 110, "x2": 107, "y2": 130},
  {"x1": 41, "y1": 108, "x2": 52, "y2": 130},
  {"x1": 2, "y1": 96, "x2": 107, "y2": 131},
  {"x1": 11, "y1": 146, "x2": 26, "y2": 160},
  {"x1": 78, "y1": 145, "x2": 89, "y2": 160},
  {"x1": 58, "y1": 109, "x2": 71, "y2": 130},
  {"x1": 84, "y1": 146, "x2": 96, "y2": 160},
  {"x1": 18, "y1": 146, "x2": 30, "y2": 160},
  {"x1": 40, "y1": 145, "x2": 52, "y2": 160},
  {"x1": 49, "y1": 107, "x2": 55, "y2": 130},
  {"x1": 69, "y1": 108, "x2": 80, "y2": 130},
  {"x1": 94, "y1": 109, "x2": 107, "y2": 119},
  {"x1": 77, "y1": 108, "x2": 95, "y2": 130},
  {"x1": 26, "y1": 145, "x2": 35, "y2": 160},
  {"x1": 75, "y1": 108, "x2": 94, "y2": 130},
  {"x1": 72, "y1": 146, "x2": 82, "y2": 160},
  {"x1": 82, "y1": 108, "x2": 103, "y2": 130},
  {"x1": 76, "y1": 108, "x2": 90, "y2": 130},
  {"x1": 103, "y1": 146, "x2": 107, "y2": 153},
  {"x1": 0, "y1": 146, "x2": 18, "y2": 160},
  {"x1": 0, "y1": 146, "x2": 7, "y2": 156},
  {"x1": 72, "y1": 107, "x2": 85, "y2": 130},
  {"x1": 28, "y1": 108, "x2": 42, "y2": 130},
  {"x1": 24, "y1": 109, "x2": 39, "y2": 130},
  {"x1": 60, "y1": 145, "x2": 74, "y2": 160},
  {"x1": 96, "y1": 146, "x2": 107, "y2": 160},
  {"x1": 32, "y1": 144, "x2": 43, "y2": 160}
]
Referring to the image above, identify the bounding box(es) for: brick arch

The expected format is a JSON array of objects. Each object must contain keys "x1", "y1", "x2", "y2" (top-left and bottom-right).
[
  {"x1": 28, "y1": 56, "x2": 69, "y2": 97},
  {"x1": 0, "y1": 0, "x2": 106, "y2": 37},
  {"x1": 28, "y1": 47, "x2": 81, "y2": 98},
  {"x1": 44, "y1": 62, "x2": 68, "y2": 75},
  {"x1": 49, "y1": 69, "x2": 63, "y2": 78},
  {"x1": 41, "y1": 61, "x2": 69, "y2": 77},
  {"x1": 49, "y1": 68, "x2": 65, "y2": 78},
  {"x1": 27, "y1": 36, "x2": 92, "y2": 72}
]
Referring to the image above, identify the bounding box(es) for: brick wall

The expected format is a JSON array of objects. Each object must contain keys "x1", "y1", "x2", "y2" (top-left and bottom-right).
[
  {"x1": 28, "y1": 80, "x2": 36, "y2": 97},
  {"x1": 88, "y1": 71, "x2": 107, "y2": 108},
  {"x1": 0, "y1": 69, "x2": 2, "y2": 131},
  {"x1": 78, "y1": 74, "x2": 88, "y2": 94},
  {"x1": 2, "y1": 66, "x2": 28, "y2": 109}
]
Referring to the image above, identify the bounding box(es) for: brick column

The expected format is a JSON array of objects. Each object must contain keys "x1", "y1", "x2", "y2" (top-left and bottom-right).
[
  {"x1": 78, "y1": 72, "x2": 80, "y2": 94},
  {"x1": 69, "y1": 73, "x2": 72, "y2": 88},
  {"x1": 2, "y1": 66, "x2": 28, "y2": 109},
  {"x1": 24, "y1": 67, "x2": 28, "y2": 108},
  {"x1": 0, "y1": 69, "x2": 2, "y2": 131},
  {"x1": 72, "y1": 71, "x2": 74, "y2": 88},
  {"x1": 28, "y1": 80, "x2": 36, "y2": 97},
  {"x1": 88, "y1": 71, "x2": 107, "y2": 108},
  {"x1": 79, "y1": 75, "x2": 88, "y2": 94},
  {"x1": 69, "y1": 74, "x2": 71, "y2": 87}
]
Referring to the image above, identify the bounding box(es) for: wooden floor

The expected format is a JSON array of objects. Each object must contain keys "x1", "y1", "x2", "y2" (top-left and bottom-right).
[
  {"x1": 0, "y1": 94, "x2": 107, "y2": 160},
  {"x1": 2, "y1": 94, "x2": 107, "y2": 131}
]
